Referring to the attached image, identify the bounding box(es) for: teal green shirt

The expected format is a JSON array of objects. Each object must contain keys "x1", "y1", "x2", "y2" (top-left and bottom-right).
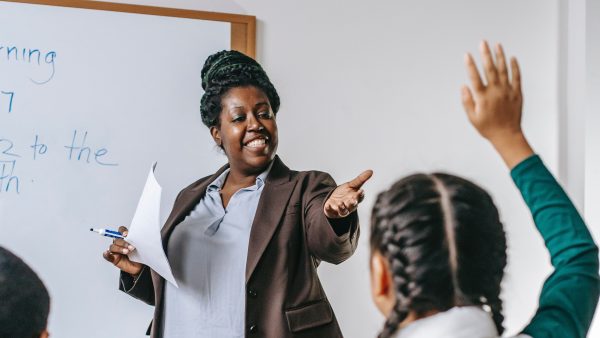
[{"x1": 512, "y1": 155, "x2": 600, "y2": 338}]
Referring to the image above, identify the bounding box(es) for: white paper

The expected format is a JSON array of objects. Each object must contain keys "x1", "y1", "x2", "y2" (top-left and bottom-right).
[{"x1": 126, "y1": 163, "x2": 178, "y2": 287}]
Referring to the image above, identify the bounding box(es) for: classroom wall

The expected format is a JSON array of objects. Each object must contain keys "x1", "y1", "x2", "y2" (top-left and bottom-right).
[
  {"x1": 559, "y1": 0, "x2": 586, "y2": 210},
  {"x1": 586, "y1": 0, "x2": 600, "y2": 336},
  {"x1": 91, "y1": 1, "x2": 594, "y2": 337}
]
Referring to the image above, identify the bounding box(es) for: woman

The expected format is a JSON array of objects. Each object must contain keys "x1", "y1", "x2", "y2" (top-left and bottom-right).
[
  {"x1": 103, "y1": 50, "x2": 372, "y2": 338},
  {"x1": 369, "y1": 42, "x2": 599, "y2": 338}
]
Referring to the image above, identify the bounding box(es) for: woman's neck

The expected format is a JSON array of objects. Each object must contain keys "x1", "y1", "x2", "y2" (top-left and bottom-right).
[
  {"x1": 224, "y1": 169, "x2": 260, "y2": 189},
  {"x1": 220, "y1": 163, "x2": 270, "y2": 209},
  {"x1": 225, "y1": 161, "x2": 271, "y2": 190}
]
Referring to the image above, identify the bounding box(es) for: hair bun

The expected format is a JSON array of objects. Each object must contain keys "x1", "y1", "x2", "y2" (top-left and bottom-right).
[{"x1": 201, "y1": 50, "x2": 262, "y2": 90}]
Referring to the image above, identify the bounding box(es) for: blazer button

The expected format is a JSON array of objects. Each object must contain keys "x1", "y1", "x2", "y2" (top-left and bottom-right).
[
  {"x1": 249, "y1": 324, "x2": 257, "y2": 333},
  {"x1": 248, "y1": 289, "x2": 257, "y2": 297}
]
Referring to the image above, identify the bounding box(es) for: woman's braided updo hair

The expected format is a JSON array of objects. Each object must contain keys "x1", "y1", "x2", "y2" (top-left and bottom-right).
[
  {"x1": 370, "y1": 173, "x2": 507, "y2": 338},
  {"x1": 200, "y1": 50, "x2": 280, "y2": 128}
]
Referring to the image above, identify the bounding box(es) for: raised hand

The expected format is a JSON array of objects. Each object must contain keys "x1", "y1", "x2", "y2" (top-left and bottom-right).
[
  {"x1": 462, "y1": 41, "x2": 533, "y2": 168},
  {"x1": 102, "y1": 226, "x2": 143, "y2": 276},
  {"x1": 324, "y1": 170, "x2": 373, "y2": 218}
]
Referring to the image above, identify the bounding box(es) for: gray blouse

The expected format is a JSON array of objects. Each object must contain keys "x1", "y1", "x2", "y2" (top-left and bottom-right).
[{"x1": 162, "y1": 165, "x2": 271, "y2": 337}]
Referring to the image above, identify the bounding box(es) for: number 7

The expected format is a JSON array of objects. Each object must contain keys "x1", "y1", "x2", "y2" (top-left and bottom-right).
[{"x1": 1, "y1": 91, "x2": 14, "y2": 113}]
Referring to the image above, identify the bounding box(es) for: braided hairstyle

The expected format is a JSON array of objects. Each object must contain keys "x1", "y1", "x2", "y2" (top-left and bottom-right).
[
  {"x1": 370, "y1": 173, "x2": 507, "y2": 338},
  {"x1": 200, "y1": 50, "x2": 280, "y2": 128}
]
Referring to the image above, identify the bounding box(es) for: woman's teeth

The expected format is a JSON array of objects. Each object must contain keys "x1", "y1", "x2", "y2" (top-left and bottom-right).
[{"x1": 246, "y1": 139, "x2": 266, "y2": 148}]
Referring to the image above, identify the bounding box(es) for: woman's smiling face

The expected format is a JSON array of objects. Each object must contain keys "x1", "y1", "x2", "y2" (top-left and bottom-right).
[{"x1": 211, "y1": 85, "x2": 278, "y2": 175}]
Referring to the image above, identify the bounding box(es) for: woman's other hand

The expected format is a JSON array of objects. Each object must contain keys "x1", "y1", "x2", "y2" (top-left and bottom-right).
[
  {"x1": 461, "y1": 41, "x2": 533, "y2": 169},
  {"x1": 102, "y1": 226, "x2": 143, "y2": 276},
  {"x1": 324, "y1": 170, "x2": 373, "y2": 218}
]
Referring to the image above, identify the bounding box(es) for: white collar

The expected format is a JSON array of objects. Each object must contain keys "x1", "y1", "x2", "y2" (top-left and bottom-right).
[{"x1": 392, "y1": 306, "x2": 499, "y2": 338}]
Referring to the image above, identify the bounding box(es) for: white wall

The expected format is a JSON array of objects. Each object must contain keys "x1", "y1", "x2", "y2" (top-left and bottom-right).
[
  {"x1": 91, "y1": 1, "x2": 597, "y2": 337},
  {"x1": 246, "y1": 2, "x2": 559, "y2": 337},
  {"x1": 559, "y1": 0, "x2": 586, "y2": 210},
  {"x1": 586, "y1": 0, "x2": 600, "y2": 336}
]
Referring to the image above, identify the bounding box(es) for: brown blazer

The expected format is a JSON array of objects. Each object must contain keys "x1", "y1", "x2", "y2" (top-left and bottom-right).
[{"x1": 119, "y1": 156, "x2": 360, "y2": 337}]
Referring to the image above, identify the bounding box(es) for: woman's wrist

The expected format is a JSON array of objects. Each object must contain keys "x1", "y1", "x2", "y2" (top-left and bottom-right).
[
  {"x1": 130, "y1": 269, "x2": 142, "y2": 282},
  {"x1": 488, "y1": 131, "x2": 534, "y2": 169}
]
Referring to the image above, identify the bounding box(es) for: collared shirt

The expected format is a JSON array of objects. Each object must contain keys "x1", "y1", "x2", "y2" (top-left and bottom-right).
[
  {"x1": 392, "y1": 306, "x2": 531, "y2": 338},
  {"x1": 163, "y1": 164, "x2": 272, "y2": 338}
]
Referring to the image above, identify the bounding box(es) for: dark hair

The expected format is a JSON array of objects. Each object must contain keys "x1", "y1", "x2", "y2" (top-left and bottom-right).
[
  {"x1": 0, "y1": 246, "x2": 50, "y2": 338},
  {"x1": 370, "y1": 173, "x2": 507, "y2": 338},
  {"x1": 200, "y1": 50, "x2": 280, "y2": 128}
]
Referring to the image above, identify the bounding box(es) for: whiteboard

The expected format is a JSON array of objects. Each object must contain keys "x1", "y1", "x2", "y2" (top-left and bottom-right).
[{"x1": 0, "y1": 1, "x2": 240, "y2": 337}]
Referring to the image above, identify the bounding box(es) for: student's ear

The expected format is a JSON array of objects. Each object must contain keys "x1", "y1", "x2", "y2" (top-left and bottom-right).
[
  {"x1": 370, "y1": 251, "x2": 395, "y2": 316},
  {"x1": 40, "y1": 329, "x2": 49, "y2": 338}
]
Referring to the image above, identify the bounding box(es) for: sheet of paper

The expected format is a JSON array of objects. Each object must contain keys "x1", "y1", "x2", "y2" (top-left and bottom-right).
[{"x1": 126, "y1": 163, "x2": 178, "y2": 287}]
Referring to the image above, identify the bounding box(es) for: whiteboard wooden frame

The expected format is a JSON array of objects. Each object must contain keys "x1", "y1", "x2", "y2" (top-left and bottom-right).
[{"x1": 1, "y1": 0, "x2": 256, "y2": 58}]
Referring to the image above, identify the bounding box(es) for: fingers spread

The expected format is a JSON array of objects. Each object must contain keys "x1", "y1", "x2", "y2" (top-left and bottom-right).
[
  {"x1": 495, "y1": 43, "x2": 509, "y2": 85},
  {"x1": 465, "y1": 53, "x2": 484, "y2": 93},
  {"x1": 461, "y1": 85, "x2": 476, "y2": 120},
  {"x1": 480, "y1": 41, "x2": 499, "y2": 85},
  {"x1": 510, "y1": 56, "x2": 521, "y2": 93}
]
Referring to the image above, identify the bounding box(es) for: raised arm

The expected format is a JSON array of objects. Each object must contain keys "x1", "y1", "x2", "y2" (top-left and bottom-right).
[{"x1": 462, "y1": 41, "x2": 600, "y2": 338}]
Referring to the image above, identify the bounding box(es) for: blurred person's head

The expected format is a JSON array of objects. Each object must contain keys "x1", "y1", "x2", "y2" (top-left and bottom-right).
[
  {"x1": 0, "y1": 246, "x2": 50, "y2": 338},
  {"x1": 369, "y1": 173, "x2": 507, "y2": 338}
]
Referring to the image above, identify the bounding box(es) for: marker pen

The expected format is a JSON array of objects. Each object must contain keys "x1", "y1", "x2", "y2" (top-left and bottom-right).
[{"x1": 90, "y1": 228, "x2": 125, "y2": 240}]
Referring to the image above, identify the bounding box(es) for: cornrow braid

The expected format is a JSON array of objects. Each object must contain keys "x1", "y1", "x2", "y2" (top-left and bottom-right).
[
  {"x1": 377, "y1": 225, "x2": 410, "y2": 338},
  {"x1": 443, "y1": 173, "x2": 507, "y2": 335},
  {"x1": 199, "y1": 50, "x2": 280, "y2": 128},
  {"x1": 370, "y1": 173, "x2": 507, "y2": 337}
]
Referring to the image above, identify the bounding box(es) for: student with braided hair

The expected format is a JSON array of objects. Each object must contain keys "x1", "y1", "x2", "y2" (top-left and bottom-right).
[
  {"x1": 369, "y1": 41, "x2": 600, "y2": 338},
  {"x1": 102, "y1": 50, "x2": 372, "y2": 338}
]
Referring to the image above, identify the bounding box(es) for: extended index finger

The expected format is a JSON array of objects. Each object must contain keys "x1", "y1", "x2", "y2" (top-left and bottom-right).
[
  {"x1": 465, "y1": 53, "x2": 484, "y2": 93},
  {"x1": 348, "y1": 170, "x2": 373, "y2": 189}
]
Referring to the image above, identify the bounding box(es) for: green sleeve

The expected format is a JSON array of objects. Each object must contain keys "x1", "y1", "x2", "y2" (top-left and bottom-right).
[{"x1": 511, "y1": 155, "x2": 600, "y2": 338}]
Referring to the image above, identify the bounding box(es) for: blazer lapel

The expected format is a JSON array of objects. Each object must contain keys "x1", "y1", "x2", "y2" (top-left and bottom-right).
[{"x1": 246, "y1": 156, "x2": 296, "y2": 282}]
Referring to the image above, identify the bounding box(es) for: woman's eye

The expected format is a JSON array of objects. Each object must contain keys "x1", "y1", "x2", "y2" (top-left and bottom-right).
[
  {"x1": 232, "y1": 115, "x2": 246, "y2": 122},
  {"x1": 258, "y1": 111, "x2": 273, "y2": 119}
]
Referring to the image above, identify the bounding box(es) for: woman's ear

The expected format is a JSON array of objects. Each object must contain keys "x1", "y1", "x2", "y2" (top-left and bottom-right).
[
  {"x1": 39, "y1": 329, "x2": 49, "y2": 338},
  {"x1": 370, "y1": 251, "x2": 395, "y2": 316},
  {"x1": 210, "y1": 126, "x2": 222, "y2": 147}
]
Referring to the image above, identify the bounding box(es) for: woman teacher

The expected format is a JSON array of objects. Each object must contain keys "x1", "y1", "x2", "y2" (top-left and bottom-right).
[{"x1": 103, "y1": 50, "x2": 372, "y2": 338}]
